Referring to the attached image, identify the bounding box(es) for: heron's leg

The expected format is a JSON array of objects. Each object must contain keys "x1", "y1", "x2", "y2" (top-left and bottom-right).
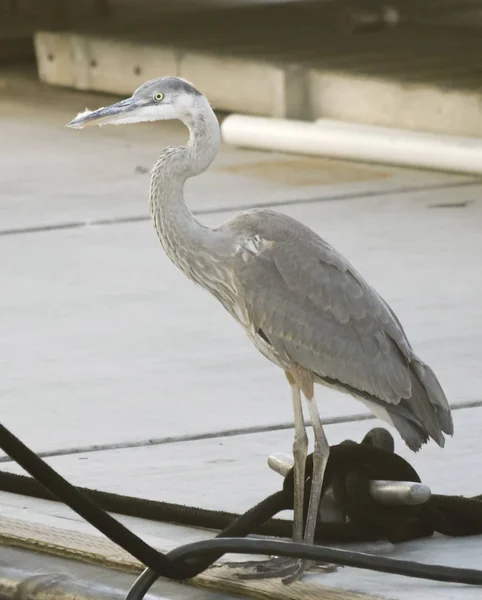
[
  {"x1": 225, "y1": 375, "x2": 307, "y2": 579},
  {"x1": 288, "y1": 374, "x2": 308, "y2": 544},
  {"x1": 228, "y1": 372, "x2": 336, "y2": 582},
  {"x1": 282, "y1": 391, "x2": 334, "y2": 584},
  {"x1": 304, "y1": 394, "x2": 330, "y2": 543}
]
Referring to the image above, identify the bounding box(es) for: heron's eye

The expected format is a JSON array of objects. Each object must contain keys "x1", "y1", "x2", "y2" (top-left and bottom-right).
[{"x1": 153, "y1": 92, "x2": 164, "y2": 102}]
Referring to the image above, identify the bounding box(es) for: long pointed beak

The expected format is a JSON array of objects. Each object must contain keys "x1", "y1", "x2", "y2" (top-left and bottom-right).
[{"x1": 66, "y1": 97, "x2": 136, "y2": 129}]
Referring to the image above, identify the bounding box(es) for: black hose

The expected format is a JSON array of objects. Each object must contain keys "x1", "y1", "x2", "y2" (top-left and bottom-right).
[
  {"x1": 170, "y1": 538, "x2": 482, "y2": 584},
  {"x1": 126, "y1": 534, "x2": 482, "y2": 600}
]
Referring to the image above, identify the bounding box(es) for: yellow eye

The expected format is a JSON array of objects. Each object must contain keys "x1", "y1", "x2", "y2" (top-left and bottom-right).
[{"x1": 153, "y1": 92, "x2": 164, "y2": 102}]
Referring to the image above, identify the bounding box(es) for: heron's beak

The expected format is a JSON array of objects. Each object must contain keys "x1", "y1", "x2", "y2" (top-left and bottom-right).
[{"x1": 66, "y1": 97, "x2": 136, "y2": 129}]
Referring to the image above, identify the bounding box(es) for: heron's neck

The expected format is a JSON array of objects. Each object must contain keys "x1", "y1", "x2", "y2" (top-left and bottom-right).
[{"x1": 148, "y1": 100, "x2": 221, "y2": 277}]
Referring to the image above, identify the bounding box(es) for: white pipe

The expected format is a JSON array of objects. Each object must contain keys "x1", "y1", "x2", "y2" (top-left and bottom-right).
[{"x1": 221, "y1": 114, "x2": 482, "y2": 176}]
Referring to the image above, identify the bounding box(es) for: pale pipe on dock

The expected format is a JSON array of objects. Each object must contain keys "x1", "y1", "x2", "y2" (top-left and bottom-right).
[{"x1": 221, "y1": 115, "x2": 482, "y2": 175}]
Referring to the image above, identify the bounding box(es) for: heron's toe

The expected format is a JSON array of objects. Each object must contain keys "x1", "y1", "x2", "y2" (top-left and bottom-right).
[{"x1": 224, "y1": 556, "x2": 338, "y2": 582}]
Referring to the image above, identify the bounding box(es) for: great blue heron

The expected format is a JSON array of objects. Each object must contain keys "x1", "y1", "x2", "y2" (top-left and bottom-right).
[{"x1": 68, "y1": 76, "x2": 453, "y2": 583}]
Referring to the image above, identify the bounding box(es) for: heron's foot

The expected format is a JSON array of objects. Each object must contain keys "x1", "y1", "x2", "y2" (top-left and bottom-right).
[{"x1": 225, "y1": 556, "x2": 338, "y2": 583}]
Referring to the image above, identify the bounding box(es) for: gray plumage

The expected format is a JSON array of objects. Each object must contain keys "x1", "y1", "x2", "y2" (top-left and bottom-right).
[
  {"x1": 223, "y1": 208, "x2": 453, "y2": 451},
  {"x1": 68, "y1": 76, "x2": 453, "y2": 582}
]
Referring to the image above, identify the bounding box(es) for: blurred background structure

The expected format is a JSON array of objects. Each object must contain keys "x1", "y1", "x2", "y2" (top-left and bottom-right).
[{"x1": 3, "y1": 0, "x2": 482, "y2": 135}]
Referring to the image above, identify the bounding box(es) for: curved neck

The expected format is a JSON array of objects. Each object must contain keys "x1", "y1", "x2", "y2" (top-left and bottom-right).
[{"x1": 148, "y1": 99, "x2": 221, "y2": 280}]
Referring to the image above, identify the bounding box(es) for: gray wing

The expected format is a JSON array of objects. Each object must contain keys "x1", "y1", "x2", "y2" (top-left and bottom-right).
[{"x1": 224, "y1": 209, "x2": 452, "y2": 450}]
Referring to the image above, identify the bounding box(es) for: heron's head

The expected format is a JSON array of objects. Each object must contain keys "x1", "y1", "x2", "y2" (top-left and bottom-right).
[{"x1": 67, "y1": 76, "x2": 205, "y2": 129}]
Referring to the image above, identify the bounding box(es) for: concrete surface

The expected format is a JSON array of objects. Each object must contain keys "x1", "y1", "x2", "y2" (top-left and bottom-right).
[
  {"x1": 1, "y1": 187, "x2": 482, "y2": 457},
  {"x1": 1, "y1": 69, "x2": 482, "y2": 600}
]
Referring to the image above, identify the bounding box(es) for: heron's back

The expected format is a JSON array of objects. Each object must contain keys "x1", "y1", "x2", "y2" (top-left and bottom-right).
[{"x1": 218, "y1": 208, "x2": 453, "y2": 451}]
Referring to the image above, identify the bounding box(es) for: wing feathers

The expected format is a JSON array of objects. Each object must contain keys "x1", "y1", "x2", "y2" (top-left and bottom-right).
[{"x1": 227, "y1": 209, "x2": 452, "y2": 449}]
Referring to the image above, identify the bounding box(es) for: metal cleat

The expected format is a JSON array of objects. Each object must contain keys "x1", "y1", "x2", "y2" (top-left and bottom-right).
[{"x1": 268, "y1": 452, "x2": 431, "y2": 523}]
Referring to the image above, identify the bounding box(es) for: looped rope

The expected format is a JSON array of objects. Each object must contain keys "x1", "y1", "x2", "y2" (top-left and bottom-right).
[
  {"x1": 424, "y1": 495, "x2": 482, "y2": 537},
  {"x1": 280, "y1": 427, "x2": 431, "y2": 543},
  {"x1": 280, "y1": 426, "x2": 482, "y2": 544}
]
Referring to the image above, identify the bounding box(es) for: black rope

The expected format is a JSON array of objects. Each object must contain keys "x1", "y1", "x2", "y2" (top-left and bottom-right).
[
  {"x1": 2, "y1": 427, "x2": 481, "y2": 543},
  {"x1": 0, "y1": 420, "x2": 481, "y2": 593}
]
